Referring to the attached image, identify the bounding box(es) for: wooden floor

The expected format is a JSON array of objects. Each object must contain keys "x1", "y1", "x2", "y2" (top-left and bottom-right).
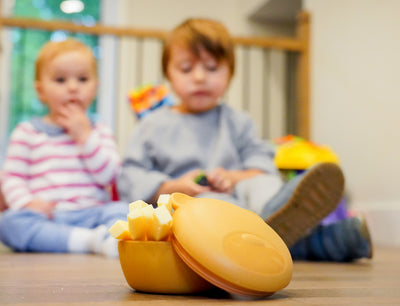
[{"x1": 1, "y1": 245, "x2": 399, "y2": 305}]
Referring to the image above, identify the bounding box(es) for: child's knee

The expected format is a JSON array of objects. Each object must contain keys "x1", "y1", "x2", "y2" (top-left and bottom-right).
[{"x1": 0, "y1": 210, "x2": 45, "y2": 251}]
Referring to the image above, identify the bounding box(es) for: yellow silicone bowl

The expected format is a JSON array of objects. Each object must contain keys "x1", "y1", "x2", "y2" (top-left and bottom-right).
[{"x1": 118, "y1": 240, "x2": 213, "y2": 294}]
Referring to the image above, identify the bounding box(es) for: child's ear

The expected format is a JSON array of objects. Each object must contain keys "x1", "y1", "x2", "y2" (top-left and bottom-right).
[{"x1": 35, "y1": 81, "x2": 45, "y2": 102}]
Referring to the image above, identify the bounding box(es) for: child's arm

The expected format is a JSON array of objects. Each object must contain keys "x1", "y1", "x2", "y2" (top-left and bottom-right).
[
  {"x1": 233, "y1": 112, "x2": 280, "y2": 176},
  {"x1": 79, "y1": 123, "x2": 121, "y2": 186},
  {"x1": 47, "y1": 103, "x2": 118, "y2": 188},
  {"x1": 0, "y1": 173, "x2": 6, "y2": 212},
  {"x1": 2, "y1": 168, "x2": 55, "y2": 215},
  {"x1": 54, "y1": 104, "x2": 120, "y2": 186},
  {"x1": 24, "y1": 199, "x2": 56, "y2": 218},
  {"x1": 1, "y1": 124, "x2": 36, "y2": 210}
]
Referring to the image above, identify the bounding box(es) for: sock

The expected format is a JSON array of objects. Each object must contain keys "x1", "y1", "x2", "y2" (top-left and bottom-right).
[
  {"x1": 67, "y1": 225, "x2": 107, "y2": 254},
  {"x1": 100, "y1": 236, "x2": 119, "y2": 258},
  {"x1": 92, "y1": 225, "x2": 119, "y2": 258},
  {"x1": 88, "y1": 225, "x2": 109, "y2": 254},
  {"x1": 68, "y1": 225, "x2": 118, "y2": 258},
  {"x1": 68, "y1": 227, "x2": 96, "y2": 253}
]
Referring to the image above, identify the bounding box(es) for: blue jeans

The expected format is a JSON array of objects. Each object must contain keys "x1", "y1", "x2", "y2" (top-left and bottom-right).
[
  {"x1": 289, "y1": 217, "x2": 371, "y2": 262},
  {"x1": 0, "y1": 202, "x2": 128, "y2": 252}
]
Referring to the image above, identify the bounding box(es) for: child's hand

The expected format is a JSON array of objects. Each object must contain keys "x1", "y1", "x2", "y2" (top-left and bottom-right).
[
  {"x1": 174, "y1": 170, "x2": 212, "y2": 196},
  {"x1": 55, "y1": 103, "x2": 92, "y2": 144},
  {"x1": 206, "y1": 167, "x2": 234, "y2": 194},
  {"x1": 157, "y1": 170, "x2": 211, "y2": 198},
  {"x1": 25, "y1": 199, "x2": 56, "y2": 219}
]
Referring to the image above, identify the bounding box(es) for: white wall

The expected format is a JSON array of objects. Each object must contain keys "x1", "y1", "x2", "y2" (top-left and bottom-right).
[
  {"x1": 117, "y1": 0, "x2": 293, "y2": 37},
  {"x1": 304, "y1": 0, "x2": 400, "y2": 211},
  {"x1": 304, "y1": 0, "x2": 400, "y2": 245}
]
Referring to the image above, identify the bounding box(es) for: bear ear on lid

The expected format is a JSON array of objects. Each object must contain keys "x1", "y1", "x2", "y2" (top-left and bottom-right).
[{"x1": 170, "y1": 192, "x2": 194, "y2": 210}]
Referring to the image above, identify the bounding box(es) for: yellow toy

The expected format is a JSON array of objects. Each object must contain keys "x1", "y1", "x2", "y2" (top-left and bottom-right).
[{"x1": 274, "y1": 135, "x2": 340, "y2": 170}]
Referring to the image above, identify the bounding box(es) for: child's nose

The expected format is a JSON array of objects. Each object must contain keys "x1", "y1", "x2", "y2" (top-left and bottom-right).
[
  {"x1": 67, "y1": 80, "x2": 78, "y2": 91},
  {"x1": 193, "y1": 66, "x2": 206, "y2": 81}
]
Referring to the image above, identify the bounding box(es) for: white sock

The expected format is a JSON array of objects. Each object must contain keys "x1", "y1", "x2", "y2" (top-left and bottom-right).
[
  {"x1": 67, "y1": 225, "x2": 108, "y2": 254},
  {"x1": 68, "y1": 227, "x2": 95, "y2": 253},
  {"x1": 88, "y1": 225, "x2": 109, "y2": 254},
  {"x1": 100, "y1": 236, "x2": 119, "y2": 258}
]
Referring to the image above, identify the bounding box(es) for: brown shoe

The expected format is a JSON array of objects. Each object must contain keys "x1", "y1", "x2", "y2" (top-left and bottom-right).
[{"x1": 266, "y1": 163, "x2": 345, "y2": 247}]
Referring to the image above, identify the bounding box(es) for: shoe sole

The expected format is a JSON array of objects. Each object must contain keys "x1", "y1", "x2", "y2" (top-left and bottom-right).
[{"x1": 265, "y1": 162, "x2": 345, "y2": 247}]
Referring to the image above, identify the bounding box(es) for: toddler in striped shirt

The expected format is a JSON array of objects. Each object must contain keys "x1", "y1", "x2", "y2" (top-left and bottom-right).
[{"x1": 0, "y1": 39, "x2": 128, "y2": 257}]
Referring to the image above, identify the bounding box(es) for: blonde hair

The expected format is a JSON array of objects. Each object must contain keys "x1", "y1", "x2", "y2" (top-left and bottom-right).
[
  {"x1": 35, "y1": 39, "x2": 97, "y2": 81},
  {"x1": 162, "y1": 18, "x2": 235, "y2": 79}
]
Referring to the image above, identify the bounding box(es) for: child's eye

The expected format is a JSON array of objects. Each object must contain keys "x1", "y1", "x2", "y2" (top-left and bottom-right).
[
  {"x1": 206, "y1": 65, "x2": 218, "y2": 72},
  {"x1": 79, "y1": 76, "x2": 88, "y2": 82},
  {"x1": 180, "y1": 66, "x2": 192, "y2": 73},
  {"x1": 55, "y1": 77, "x2": 65, "y2": 83},
  {"x1": 205, "y1": 61, "x2": 219, "y2": 71},
  {"x1": 178, "y1": 61, "x2": 193, "y2": 73}
]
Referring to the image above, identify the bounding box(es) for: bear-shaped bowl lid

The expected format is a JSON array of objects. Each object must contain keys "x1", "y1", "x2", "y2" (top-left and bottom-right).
[{"x1": 170, "y1": 193, "x2": 293, "y2": 297}]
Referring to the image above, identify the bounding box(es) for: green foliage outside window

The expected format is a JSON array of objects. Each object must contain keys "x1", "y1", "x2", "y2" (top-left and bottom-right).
[{"x1": 8, "y1": 0, "x2": 100, "y2": 134}]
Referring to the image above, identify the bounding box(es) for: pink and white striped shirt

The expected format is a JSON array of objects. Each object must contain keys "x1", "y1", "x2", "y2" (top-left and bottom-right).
[{"x1": 1, "y1": 118, "x2": 121, "y2": 211}]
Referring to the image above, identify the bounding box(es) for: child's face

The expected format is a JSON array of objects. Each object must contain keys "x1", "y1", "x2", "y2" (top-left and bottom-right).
[
  {"x1": 35, "y1": 50, "x2": 97, "y2": 121},
  {"x1": 167, "y1": 44, "x2": 230, "y2": 114}
]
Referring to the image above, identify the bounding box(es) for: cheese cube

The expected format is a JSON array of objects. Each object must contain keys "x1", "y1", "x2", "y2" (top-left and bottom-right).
[
  {"x1": 127, "y1": 209, "x2": 147, "y2": 240},
  {"x1": 147, "y1": 205, "x2": 173, "y2": 241},
  {"x1": 157, "y1": 194, "x2": 172, "y2": 213},
  {"x1": 141, "y1": 204, "x2": 155, "y2": 234},
  {"x1": 108, "y1": 220, "x2": 131, "y2": 240},
  {"x1": 129, "y1": 200, "x2": 148, "y2": 213}
]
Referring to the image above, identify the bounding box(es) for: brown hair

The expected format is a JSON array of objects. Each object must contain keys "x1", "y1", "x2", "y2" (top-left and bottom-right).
[
  {"x1": 35, "y1": 38, "x2": 97, "y2": 81},
  {"x1": 162, "y1": 18, "x2": 235, "y2": 79}
]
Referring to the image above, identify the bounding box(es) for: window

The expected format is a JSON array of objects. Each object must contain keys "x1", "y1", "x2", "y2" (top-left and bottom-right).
[{"x1": 8, "y1": 0, "x2": 101, "y2": 133}]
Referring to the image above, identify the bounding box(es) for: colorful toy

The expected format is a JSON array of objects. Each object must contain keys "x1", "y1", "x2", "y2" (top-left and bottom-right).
[
  {"x1": 274, "y1": 135, "x2": 347, "y2": 224},
  {"x1": 128, "y1": 84, "x2": 174, "y2": 119}
]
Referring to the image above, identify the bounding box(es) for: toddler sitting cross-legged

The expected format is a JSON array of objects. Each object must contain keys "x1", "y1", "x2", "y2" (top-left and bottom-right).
[{"x1": 0, "y1": 39, "x2": 128, "y2": 257}]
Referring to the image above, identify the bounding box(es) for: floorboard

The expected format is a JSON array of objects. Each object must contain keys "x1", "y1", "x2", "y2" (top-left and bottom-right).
[{"x1": 0, "y1": 245, "x2": 399, "y2": 305}]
